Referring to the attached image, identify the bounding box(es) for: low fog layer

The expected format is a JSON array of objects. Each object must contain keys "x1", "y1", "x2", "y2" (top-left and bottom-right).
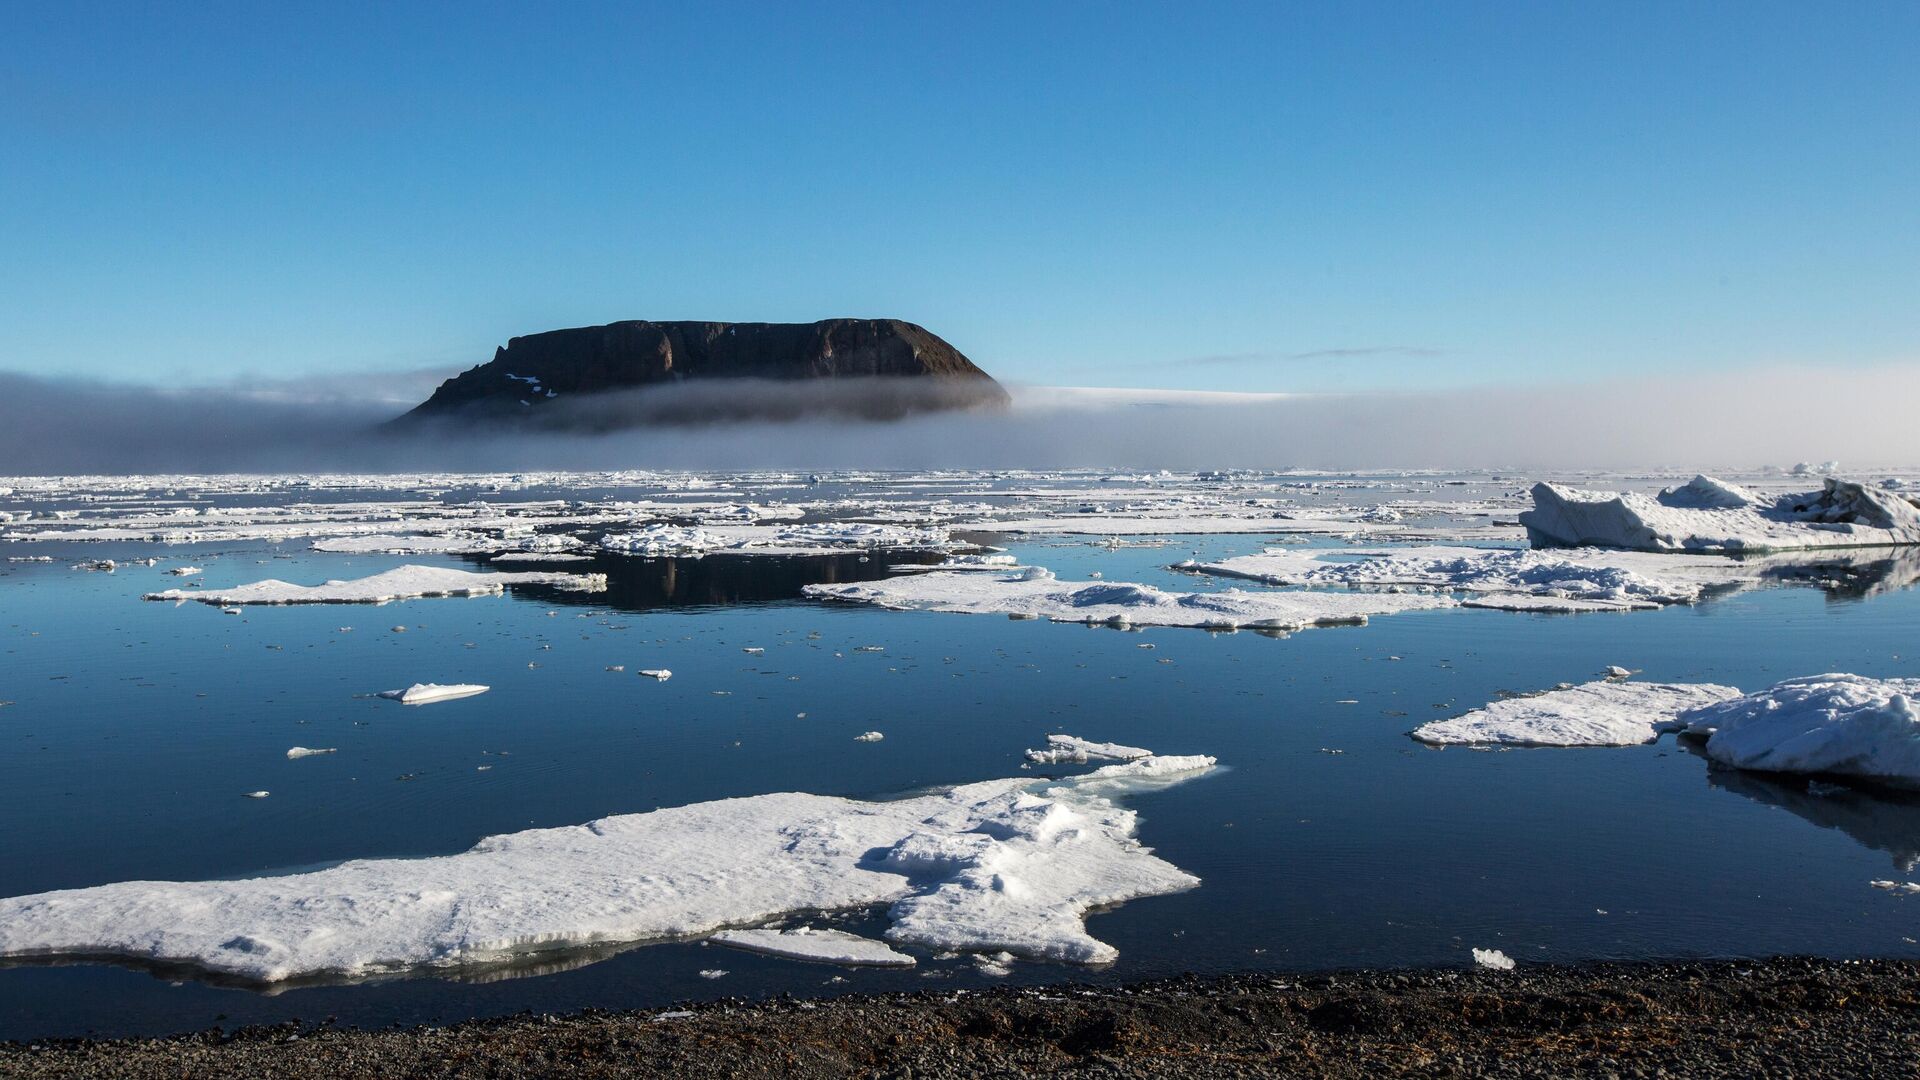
[{"x1": 1, "y1": 366, "x2": 1916, "y2": 475}]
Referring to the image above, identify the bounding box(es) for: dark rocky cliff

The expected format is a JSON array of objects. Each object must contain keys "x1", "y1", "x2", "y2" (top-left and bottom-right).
[{"x1": 397, "y1": 319, "x2": 1007, "y2": 427}]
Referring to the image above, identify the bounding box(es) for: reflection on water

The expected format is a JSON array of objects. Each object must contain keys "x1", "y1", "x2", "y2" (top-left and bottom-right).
[
  {"x1": 1747, "y1": 546, "x2": 1920, "y2": 602},
  {"x1": 1704, "y1": 762, "x2": 1920, "y2": 872},
  {"x1": 457, "y1": 550, "x2": 947, "y2": 612}
]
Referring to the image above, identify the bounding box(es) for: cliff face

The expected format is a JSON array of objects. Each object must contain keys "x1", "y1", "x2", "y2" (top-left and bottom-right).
[{"x1": 398, "y1": 319, "x2": 1008, "y2": 426}]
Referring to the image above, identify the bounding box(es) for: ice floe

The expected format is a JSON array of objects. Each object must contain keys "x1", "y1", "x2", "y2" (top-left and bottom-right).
[
  {"x1": 708, "y1": 927, "x2": 915, "y2": 967},
  {"x1": 145, "y1": 565, "x2": 606, "y2": 606},
  {"x1": 1521, "y1": 476, "x2": 1920, "y2": 552},
  {"x1": 1187, "y1": 545, "x2": 1734, "y2": 611},
  {"x1": 1413, "y1": 681, "x2": 1743, "y2": 747},
  {"x1": 1680, "y1": 674, "x2": 1920, "y2": 787},
  {"x1": 0, "y1": 746, "x2": 1215, "y2": 983},
  {"x1": 378, "y1": 683, "x2": 490, "y2": 705},
  {"x1": 805, "y1": 567, "x2": 1452, "y2": 632},
  {"x1": 1025, "y1": 735, "x2": 1153, "y2": 764},
  {"x1": 285, "y1": 747, "x2": 337, "y2": 759}
]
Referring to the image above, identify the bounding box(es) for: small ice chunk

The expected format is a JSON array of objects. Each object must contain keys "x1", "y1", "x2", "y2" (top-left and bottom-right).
[
  {"x1": 167, "y1": 566, "x2": 204, "y2": 576},
  {"x1": 854, "y1": 731, "x2": 884, "y2": 742},
  {"x1": 378, "y1": 683, "x2": 490, "y2": 706},
  {"x1": 697, "y1": 968, "x2": 728, "y2": 979},
  {"x1": 1604, "y1": 665, "x2": 1633, "y2": 678},
  {"x1": 709, "y1": 926, "x2": 915, "y2": 967},
  {"x1": 1472, "y1": 948, "x2": 1515, "y2": 970},
  {"x1": 285, "y1": 747, "x2": 337, "y2": 759},
  {"x1": 242, "y1": 791, "x2": 270, "y2": 799},
  {"x1": 638, "y1": 669, "x2": 672, "y2": 680}
]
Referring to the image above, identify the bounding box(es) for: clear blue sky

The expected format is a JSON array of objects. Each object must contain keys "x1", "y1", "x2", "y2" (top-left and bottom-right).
[{"x1": 3, "y1": 1, "x2": 1915, "y2": 393}]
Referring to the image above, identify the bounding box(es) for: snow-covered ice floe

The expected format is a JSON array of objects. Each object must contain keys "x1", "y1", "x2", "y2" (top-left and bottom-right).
[
  {"x1": 599, "y1": 522, "x2": 952, "y2": 558},
  {"x1": 708, "y1": 927, "x2": 915, "y2": 967},
  {"x1": 1681, "y1": 674, "x2": 1920, "y2": 788},
  {"x1": 379, "y1": 683, "x2": 490, "y2": 706},
  {"x1": 0, "y1": 751, "x2": 1214, "y2": 983},
  {"x1": 1186, "y1": 545, "x2": 1751, "y2": 612},
  {"x1": 144, "y1": 565, "x2": 606, "y2": 606},
  {"x1": 1521, "y1": 475, "x2": 1920, "y2": 552},
  {"x1": 805, "y1": 567, "x2": 1452, "y2": 632},
  {"x1": 1413, "y1": 681, "x2": 1743, "y2": 747}
]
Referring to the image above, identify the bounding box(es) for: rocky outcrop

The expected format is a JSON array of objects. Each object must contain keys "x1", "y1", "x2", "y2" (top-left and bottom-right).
[{"x1": 396, "y1": 319, "x2": 1008, "y2": 427}]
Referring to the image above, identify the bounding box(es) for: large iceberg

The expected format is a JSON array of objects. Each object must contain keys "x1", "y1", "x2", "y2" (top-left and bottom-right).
[
  {"x1": 1681, "y1": 674, "x2": 1920, "y2": 787},
  {"x1": 0, "y1": 754, "x2": 1214, "y2": 983},
  {"x1": 1520, "y1": 476, "x2": 1920, "y2": 552},
  {"x1": 804, "y1": 567, "x2": 1453, "y2": 631}
]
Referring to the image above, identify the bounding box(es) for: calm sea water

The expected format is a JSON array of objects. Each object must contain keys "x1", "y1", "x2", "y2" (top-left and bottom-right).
[{"x1": 3, "y1": 521, "x2": 1919, "y2": 1039}]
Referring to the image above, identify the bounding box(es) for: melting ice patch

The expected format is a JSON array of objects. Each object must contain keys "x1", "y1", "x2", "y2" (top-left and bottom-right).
[
  {"x1": 0, "y1": 752, "x2": 1215, "y2": 983},
  {"x1": 145, "y1": 564, "x2": 606, "y2": 605},
  {"x1": 709, "y1": 927, "x2": 915, "y2": 967},
  {"x1": 1681, "y1": 674, "x2": 1920, "y2": 787},
  {"x1": 1413, "y1": 681, "x2": 1743, "y2": 747},
  {"x1": 805, "y1": 567, "x2": 1452, "y2": 631}
]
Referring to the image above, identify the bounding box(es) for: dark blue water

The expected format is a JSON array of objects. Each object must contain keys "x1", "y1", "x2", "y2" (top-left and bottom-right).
[{"x1": 2, "y1": 529, "x2": 1918, "y2": 1039}]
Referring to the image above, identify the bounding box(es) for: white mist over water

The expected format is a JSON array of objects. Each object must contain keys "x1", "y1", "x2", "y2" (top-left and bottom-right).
[{"x1": 1, "y1": 364, "x2": 1917, "y2": 474}]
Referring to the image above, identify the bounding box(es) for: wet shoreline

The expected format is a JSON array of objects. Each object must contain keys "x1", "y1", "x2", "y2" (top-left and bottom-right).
[{"x1": 5, "y1": 956, "x2": 1916, "y2": 1077}]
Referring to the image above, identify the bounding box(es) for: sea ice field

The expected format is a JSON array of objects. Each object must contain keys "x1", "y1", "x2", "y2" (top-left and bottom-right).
[{"x1": 4, "y1": 467, "x2": 1920, "y2": 1039}]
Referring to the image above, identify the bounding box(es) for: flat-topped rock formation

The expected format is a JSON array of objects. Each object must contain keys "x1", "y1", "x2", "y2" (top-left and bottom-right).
[{"x1": 396, "y1": 319, "x2": 1008, "y2": 428}]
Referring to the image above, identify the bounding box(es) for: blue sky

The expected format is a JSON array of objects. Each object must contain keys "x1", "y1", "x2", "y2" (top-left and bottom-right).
[{"x1": 2, "y1": 1, "x2": 1914, "y2": 394}]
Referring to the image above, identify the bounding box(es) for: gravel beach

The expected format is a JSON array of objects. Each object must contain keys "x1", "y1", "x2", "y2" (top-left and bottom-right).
[{"x1": 3, "y1": 957, "x2": 1914, "y2": 1078}]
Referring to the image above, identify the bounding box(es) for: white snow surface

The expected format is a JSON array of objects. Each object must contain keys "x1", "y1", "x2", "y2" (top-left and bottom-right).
[
  {"x1": 1681, "y1": 674, "x2": 1920, "y2": 786},
  {"x1": 0, "y1": 752, "x2": 1215, "y2": 982},
  {"x1": 378, "y1": 683, "x2": 490, "y2": 705},
  {"x1": 1521, "y1": 476, "x2": 1920, "y2": 552},
  {"x1": 805, "y1": 567, "x2": 1452, "y2": 631},
  {"x1": 1413, "y1": 681, "x2": 1744, "y2": 747},
  {"x1": 145, "y1": 565, "x2": 606, "y2": 605},
  {"x1": 708, "y1": 927, "x2": 916, "y2": 967}
]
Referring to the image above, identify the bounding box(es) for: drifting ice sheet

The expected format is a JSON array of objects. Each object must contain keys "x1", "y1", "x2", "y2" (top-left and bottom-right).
[
  {"x1": 1413, "y1": 681, "x2": 1743, "y2": 746},
  {"x1": 1682, "y1": 674, "x2": 1920, "y2": 787},
  {"x1": 708, "y1": 927, "x2": 915, "y2": 967},
  {"x1": 805, "y1": 567, "x2": 1452, "y2": 631},
  {"x1": 0, "y1": 753, "x2": 1215, "y2": 983},
  {"x1": 145, "y1": 565, "x2": 607, "y2": 605}
]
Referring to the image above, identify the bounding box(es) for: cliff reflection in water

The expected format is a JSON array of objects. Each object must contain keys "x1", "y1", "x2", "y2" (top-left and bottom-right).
[{"x1": 459, "y1": 550, "x2": 947, "y2": 613}]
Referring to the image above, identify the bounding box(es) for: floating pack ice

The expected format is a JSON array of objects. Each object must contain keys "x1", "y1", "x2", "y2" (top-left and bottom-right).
[
  {"x1": 1413, "y1": 681, "x2": 1743, "y2": 747},
  {"x1": 1520, "y1": 476, "x2": 1920, "y2": 552},
  {"x1": 1681, "y1": 674, "x2": 1920, "y2": 787},
  {"x1": 805, "y1": 567, "x2": 1451, "y2": 631},
  {"x1": 145, "y1": 565, "x2": 606, "y2": 605},
  {"x1": 0, "y1": 750, "x2": 1215, "y2": 983}
]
